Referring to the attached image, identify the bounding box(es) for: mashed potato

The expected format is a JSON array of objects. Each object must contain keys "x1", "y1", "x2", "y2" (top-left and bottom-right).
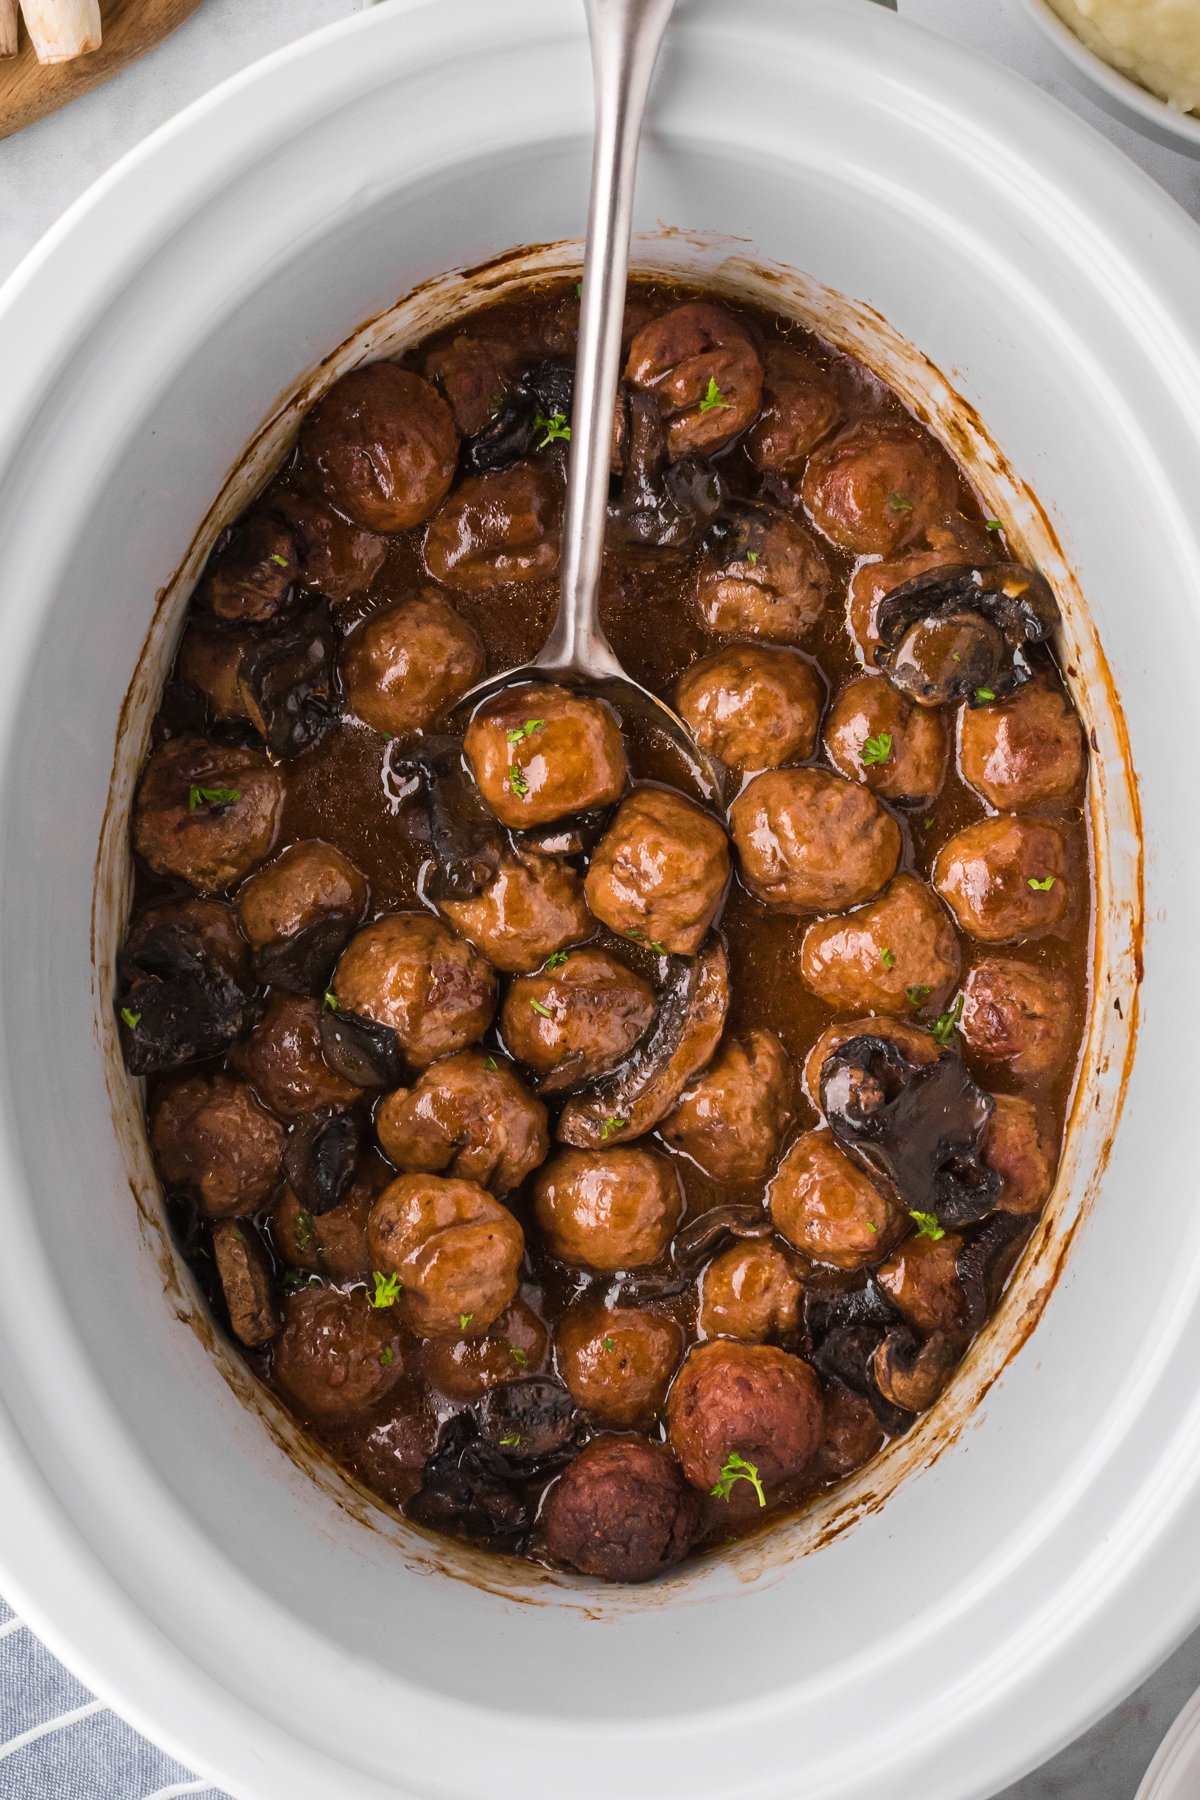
[{"x1": 1048, "y1": 0, "x2": 1200, "y2": 113}]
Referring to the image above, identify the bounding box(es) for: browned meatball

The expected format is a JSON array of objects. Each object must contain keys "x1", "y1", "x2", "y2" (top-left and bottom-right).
[
  {"x1": 960, "y1": 957, "x2": 1075, "y2": 1079},
  {"x1": 769, "y1": 1129, "x2": 901, "y2": 1269},
  {"x1": 532, "y1": 1147, "x2": 682, "y2": 1271},
  {"x1": 342, "y1": 591, "x2": 484, "y2": 738},
  {"x1": 667, "y1": 1340, "x2": 825, "y2": 1492},
  {"x1": 272, "y1": 1285, "x2": 404, "y2": 1419},
  {"x1": 695, "y1": 509, "x2": 832, "y2": 642},
  {"x1": 584, "y1": 788, "x2": 730, "y2": 956},
  {"x1": 958, "y1": 678, "x2": 1086, "y2": 811},
  {"x1": 271, "y1": 487, "x2": 387, "y2": 605},
  {"x1": 555, "y1": 1302, "x2": 683, "y2": 1426},
  {"x1": 349, "y1": 1404, "x2": 439, "y2": 1508},
  {"x1": 123, "y1": 895, "x2": 251, "y2": 989},
  {"x1": 809, "y1": 1382, "x2": 886, "y2": 1484},
  {"x1": 746, "y1": 344, "x2": 841, "y2": 472},
  {"x1": 500, "y1": 948, "x2": 656, "y2": 1088},
  {"x1": 823, "y1": 674, "x2": 949, "y2": 809},
  {"x1": 802, "y1": 1013, "x2": 941, "y2": 1109},
  {"x1": 237, "y1": 839, "x2": 368, "y2": 953},
  {"x1": 300, "y1": 362, "x2": 458, "y2": 532},
  {"x1": 802, "y1": 420, "x2": 960, "y2": 556},
  {"x1": 877, "y1": 1232, "x2": 967, "y2": 1335},
  {"x1": 675, "y1": 644, "x2": 822, "y2": 772},
  {"x1": 800, "y1": 874, "x2": 961, "y2": 1014},
  {"x1": 464, "y1": 682, "x2": 627, "y2": 828},
  {"x1": 333, "y1": 914, "x2": 496, "y2": 1066},
  {"x1": 211, "y1": 1219, "x2": 278, "y2": 1347},
  {"x1": 698, "y1": 1242, "x2": 803, "y2": 1344},
  {"x1": 424, "y1": 462, "x2": 561, "y2": 590},
  {"x1": 659, "y1": 1030, "x2": 795, "y2": 1181},
  {"x1": 625, "y1": 302, "x2": 763, "y2": 458},
  {"x1": 272, "y1": 1156, "x2": 386, "y2": 1283},
  {"x1": 932, "y1": 817, "x2": 1071, "y2": 943},
  {"x1": 151, "y1": 1072, "x2": 284, "y2": 1218},
  {"x1": 230, "y1": 993, "x2": 362, "y2": 1120},
  {"x1": 375, "y1": 1050, "x2": 548, "y2": 1193},
  {"x1": 133, "y1": 736, "x2": 284, "y2": 893},
  {"x1": 438, "y1": 850, "x2": 591, "y2": 975},
  {"x1": 368, "y1": 1174, "x2": 524, "y2": 1339},
  {"x1": 731, "y1": 767, "x2": 900, "y2": 912},
  {"x1": 419, "y1": 1297, "x2": 549, "y2": 1401},
  {"x1": 198, "y1": 513, "x2": 298, "y2": 624},
  {"x1": 176, "y1": 622, "x2": 256, "y2": 722},
  {"x1": 985, "y1": 1094, "x2": 1057, "y2": 1215},
  {"x1": 537, "y1": 1436, "x2": 700, "y2": 1583},
  {"x1": 847, "y1": 546, "x2": 972, "y2": 666},
  {"x1": 423, "y1": 331, "x2": 518, "y2": 435}
]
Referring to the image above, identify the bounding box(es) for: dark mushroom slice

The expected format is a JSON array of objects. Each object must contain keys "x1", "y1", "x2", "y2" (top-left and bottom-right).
[
  {"x1": 317, "y1": 1005, "x2": 405, "y2": 1090},
  {"x1": 252, "y1": 913, "x2": 360, "y2": 997},
  {"x1": 116, "y1": 921, "x2": 256, "y2": 1076},
  {"x1": 386, "y1": 735, "x2": 503, "y2": 901},
  {"x1": 475, "y1": 1376, "x2": 583, "y2": 1467},
  {"x1": 210, "y1": 1218, "x2": 279, "y2": 1348},
  {"x1": 803, "y1": 1281, "x2": 910, "y2": 1436},
  {"x1": 510, "y1": 808, "x2": 610, "y2": 859},
  {"x1": 458, "y1": 358, "x2": 575, "y2": 473},
  {"x1": 606, "y1": 389, "x2": 724, "y2": 558},
  {"x1": 281, "y1": 1108, "x2": 360, "y2": 1217},
  {"x1": 956, "y1": 1211, "x2": 1034, "y2": 1332},
  {"x1": 407, "y1": 1413, "x2": 535, "y2": 1544},
  {"x1": 671, "y1": 1202, "x2": 775, "y2": 1276},
  {"x1": 236, "y1": 596, "x2": 342, "y2": 760},
  {"x1": 870, "y1": 1327, "x2": 959, "y2": 1414},
  {"x1": 874, "y1": 561, "x2": 1060, "y2": 707}
]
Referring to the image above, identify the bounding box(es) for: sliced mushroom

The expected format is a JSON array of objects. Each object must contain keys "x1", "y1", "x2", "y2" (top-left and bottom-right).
[
  {"x1": 803, "y1": 1280, "x2": 910, "y2": 1436},
  {"x1": 874, "y1": 562, "x2": 1059, "y2": 707},
  {"x1": 407, "y1": 1413, "x2": 535, "y2": 1543},
  {"x1": 475, "y1": 1377, "x2": 583, "y2": 1466},
  {"x1": 606, "y1": 390, "x2": 724, "y2": 559},
  {"x1": 672, "y1": 1202, "x2": 775, "y2": 1275},
  {"x1": 956, "y1": 1212, "x2": 1033, "y2": 1331},
  {"x1": 317, "y1": 1006, "x2": 405, "y2": 1090},
  {"x1": 871, "y1": 1327, "x2": 958, "y2": 1414},
  {"x1": 116, "y1": 922, "x2": 257, "y2": 1076},
  {"x1": 236, "y1": 597, "x2": 343, "y2": 759},
  {"x1": 211, "y1": 1218, "x2": 279, "y2": 1348},
  {"x1": 281, "y1": 1108, "x2": 360, "y2": 1216},
  {"x1": 459, "y1": 360, "x2": 575, "y2": 473},
  {"x1": 251, "y1": 912, "x2": 360, "y2": 996},
  {"x1": 511, "y1": 809, "x2": 610, "y2": 859},
  {"x1": 387, "y1": 735, "x2": 504, "y2": 901}
]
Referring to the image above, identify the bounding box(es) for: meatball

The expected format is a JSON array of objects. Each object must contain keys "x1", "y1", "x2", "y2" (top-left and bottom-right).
[
  {"x1": 695, "y1": 509, "x2": 832, "y2": 642},
  {"x1": 745, "y1": 344, "x2": 841, "y2": 472},
  {"x1": 272, "y1": 1285, "x2": 404, "y2": 1419},
  {"x1": 198, "y1": 512, "x2": 298, "y2": 625},
  {"x1": 272, "y1": 1157, "x2": 385, "y2": 1283},
  {"x1": 823, "y1": 674, "x2": 949, "y2": 809},
  {"x1": 176, "y1": 622, "x2": 256, "y2": 722},
  {"x1": 419, "y1": 1297, "x2": 549, "y2": 1401},
  {"x1": 769, "y1": 1129, "x2": 901, "y2": 1269},
  {"x1": 464, "y1": 682, "x2": 627, "y2": 828},
  {"x1": 625, "y1": 302, "x2": 764, "y2": 458},
  {"x1": 133, "y1": 736, "x2": 284, "y2": 893},
  {"x1": 423, "y1": 331, "x2": 518, "y2": 436},
  {"x1": 731, "y1": 767, "x2": 900, "y2": 912},
  {"x1": 500, "y1": 947, "x2": 656, "y2": 1088},
  {"x1": 237, "y1": 839, "x2": 368, "y2": 954},
  {"x1": 667, "y1": 1340, "x2": 825, "y2": 1492},
  {"x1": 333, "y1": 914, "x2": 496, "y2": 1066},
  {"x1": 271, "y1": 487, "x2": 388, "y2": 605},
  {"x1": 960, "y1": 956, "x2": 1075, "y2": 1079},
  {"x1": 958, "y1": 678, "x2": 1086, "y2": 811},
  {"x1": 799, "y1": 874, "x2": 961, "y2": 1015},
  {"x1": 932, "y1": 817, "x2": 1071, "y2": 943},
  {"x1": 536, "y1": 1436, "x2": 700, "y2": 1583},
  {"x1": 801, "y1": 420, "x2": 961, "y2": 556},
  {"x1": 342, "y1": 591, "x2": 484, "y2": 738},
  {"x1": 375, "y1": 1050, "x2": 548, "y2": 1193},
  {"x1": 424, "y1": 461, "x2": 561, "y2": 591},
  {"x1": 697, "y1": 1242, "x2": 803, "y2": 1344},
  {"x1": 211, "y1": 1219, "x2": 278, "y2": 1348},
  {"x1": 368, "y1": 1174, "x2": 524, "y2": 1339},
  {"x1": 300, "y1": 362, "x2": 458, "y2": 533},
  {"x1": 555, "y1": 1302, "x2": 683, "y2": 1426},
  {"x1": 847, "y1": 547, "x2": 973, "y2": 666},
  {"x1": 877, "y1": 1232, "x2": 968, "y2": 1335},
  {"x1": 810, "y1": 1382, "x2": 885, "y2": 1484},
  {"x1": 230, "y1": 993, "x2": 362, "y2": 1120},
  {"x1": 150, "y1": 1072, "x2": 284, "y2": 1218},
  {"x1": 675, "y1": 644, "x2": 822, "y2": 772},
  {"x1": 438, "y1": 850, "x2": 591, "y2": 975},
  {"x1": 802, "y1": 1013, "x2": 940, "y2": 1110},
  {"x1": 659, "y1": 1030, "x2": 795, "y2": 1181},
  {"x1": 584, "y1": 788, "x2": 730, "y2": 956},
  {"x1": 985, "y1": 1094, "x2": 1057, "y2": 1215},
  {"x1": 532, "y1": 1147, "x2": 682, "y2": 1271}
]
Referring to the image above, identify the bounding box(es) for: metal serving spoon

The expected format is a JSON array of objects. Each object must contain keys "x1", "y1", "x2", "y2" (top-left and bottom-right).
[{"x1": 457, "y1": 0, "x2": 723, "y2": 804}]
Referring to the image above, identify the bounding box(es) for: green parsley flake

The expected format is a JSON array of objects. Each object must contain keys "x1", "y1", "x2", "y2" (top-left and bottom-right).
[
  {"x1": 699, "y1": 376, "x2": 732, "y2": 414},
  {"x1": 931, "y1": 995, "x2": 964, "y2": 1046},
  {"x1": 483, "y1": 1055, "x2": 498, "y2": 1072},
  {"x1": 887, "y1": 492, "x2": 913, "y2": 513},
  {"x1": 746, "y1": 550, "x2": 759, "y2": 566},
  {"x1": 505, "y1": 718, "x2": 546, "y2": 743},
  {"x1": 322, "y1": 989, "x2": 339, "y2": 1011},
  {"x1": 509, "y1": 1345, "x2": 528, "y2": 1366},
  {"x1": 533, "y1": 411, "x2": 571, "y2": 448},
  {"x1": 880, "y1": 947, "x2": 896, "y2": 970},
  {"x1": 1028, "y1": 874, "x2": 1057, "y2": 891},
  {"x1": 909, "y1": 1210, "x2": 946, "y2": 1241},
  {"x1": 269, "y1": 552, "x2": 290, "y2": 568},
  {"x1": 545, "y1": 950, "x2": 570, "y2": 970},
  {"x1": 603, "y1": 1337, "x2": 617, "y2": 1352},
  {"x1": 624, "y1": 927, "x2": 666, "y2": 953},
  {"x1": 295, "y1": 1211, "x2": 314, "y2": 1251},
  {"x1": 599, "y1": 1116, "x2": 627, "y2": 1142},
  {"x1": 862, "y1": 732, "x2": 892, "y2": 767},
  {"x1": 975, "y1": 686, "x2": 997, "y2": 703},
  {"x1": 120, "y1": 1007, "x2": 141, "y2": 1030},
  {"x1": 280, "y1": 1269, "x2": 320, "y2": 1295},
  {"x1": 368, "y1": 1270, "x2": 401, "y2": 1309},
  {"x1": 499, "y1": 1434, "x2": 520, "y2": 1448},
  {"x1": 459, "y1": 1313, "x2": 474, "y2": 1330},
  {"x1": 867, "y1": 1222, "x2": 878, "y2": 1234},
  {"x1": 575, "y1": 280, "x2": 584, "y2": 298},
  {"x1": 529, "y1": 999, "x2": 553, "y2": 1019},
  {"x1": 711, "y1": 1452, "x2": 766, "y2": 1508},
  {"x1": 379, "y1": 1346, "x2": 395, "y2": 1365},
  {"x1": 906, "y1": 984, "x2": 932, "y2": 1008},
  {"x1": 508, "y1": 764, "x2": 530, "y2": 798},
  {"x1": 985, "y1": 519, "x2": 1003, "y2": 532},
  {"x1": 187, "y1": 785, "x2": 240, "y2": 812}
]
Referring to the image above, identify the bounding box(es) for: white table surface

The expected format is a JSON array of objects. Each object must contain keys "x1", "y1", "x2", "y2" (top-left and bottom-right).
[{"x1": 2, "y1": 1, "x2": 1198, "y2": 1795}]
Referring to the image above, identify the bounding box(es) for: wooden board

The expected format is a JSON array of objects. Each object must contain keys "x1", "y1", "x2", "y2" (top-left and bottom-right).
[{"x1": 0, "y1": 0, "x2": 206, "y2": 141}]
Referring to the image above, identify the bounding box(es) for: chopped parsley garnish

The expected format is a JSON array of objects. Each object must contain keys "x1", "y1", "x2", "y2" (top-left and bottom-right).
[
  {"x1": 187, "y1": 785, "x2": 240, "y2": 812},
  {"x1": 322, "y1": 989, "x2": 339, "y2": 1011},
  {"x1": 711, "y1": 1452, "x2": 766, "y2": 1508},
  {"x1": 483, "y1": 1055, "x2": 498, "y2": 1072},
  {"x1": 509, "y1": 1345, "x2": 528, "y2": 1366},
  {"x1": 699, "y1": 376, "x2": 732, "y2": 413},
  {"x1": 985, "y1": 519, "x2": 1003, "y2": 532},
  {"x1": 575, "y1": 280, "x2": 584, "y2": 298},
  {"x1": 599, "y1": 1116, "x2": 627, "y2": 1142},
  {"x1": 368, "y1": 1271, "x2": 401, "y2": 1309},
  {"x1": 295, "y1": 1211, "x2": 314, "y2": 1251},
  {"x1": 974, "y1": 686, "x2": 996, "y2": 703},
  {"x1": 506, "y1": 718, "x2": 546, "y2": 742},
  {"x1": 887, "y1": 492, "x2": 913, "y2": 513},
  {"x1": 529, "y1": 998, "x2": 553, "y2": 1018},
  {"x1": 545, "y1": 949, "x2": 570, "y2": 970},
  {"x1": 269, "y1": 552, "x2": 289, "y2": 568},
  {"x1": 603, "y1": 1337, "x2": 616, "y2": 1352},
  {"x1": 533, "y1": 411, "x2": 571, "y2": 447},
  {"x1": 280, "y1": 1269, "x2": 321, "y2": 1295},
  {"x1": 1028, "y1": 874, "x2": 1057, "y2": 891},
  {"x1": 909, "y1": 1209, "x2": 946, "y2": 1241},
  {"x1": 867, "y1": 1222, "x2": 878, "y2": 1234},
  {"x1": 931, "y1": 995, "x2": 964, "y2": 1046},
  {"x1": 499, "y1": 1434, "x2": 520, "y2": 1448},
  {"x1": 624, "y1": 927, "x2": 667, "y2": 953},
  {"x1": 906, "y1": 984, "x2": 931, "y2": 1008},
  {"x1": 508, "y1": 764, "x2": 530, "y2": 798},
  {"x1": 746, "y1": 550, "x2": 759, "y2": 566},
  {"x1": 120, "y1": 1007, "x2": 141, "y2": 1030},
  {"x1": 459, "y1": 1313, "x2": 474, "y2": 1330},
  {"x1": 862, "y1": 732, "x2": 892, "y2": 767},
  {"x1": 880, "y1": 947, "x2": 896, "y2": 969},
  {"x1": 922, "y1": 818, "x2": 934, "y2": 831},
  {"x1": 379, "y1": 1346, "x2": 395, "y2": 1365}
]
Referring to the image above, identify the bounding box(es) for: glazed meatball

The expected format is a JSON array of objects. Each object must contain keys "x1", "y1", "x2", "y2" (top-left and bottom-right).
[
  {"x1": 746, "y1": 344, "x2": 841, "y2": 472},
  {"x1": 368, "y1": 1174, "x2": 525, "y2": 1339},
  {"x1": 537, "y1": 1436, "x2": 700, "y2": 1583},
  {"x1": 419, "y1": 1297, "x2": 549, "y2": 1401},
  {"x1": 555, "y1": 1302, "x2": 683, "y2": 1426},
  {"x1": 730, "y1": 768, "x2": 900, "y2": 912},
  {"x1": 424, "y1": 461, "x2": 561, "y2": 590},
  {"x1": 697, "y1": 1242, "x2": 803, "y2": 1344},
  {"x1": 960, "y1": 956, "x2": 1075, "y2": 1079},
  {"x1": 695, "y1": 508, "x2": 832, "y2": 642},
  {"x1": 176, "y1": 622, "x2": 256, "y2": 722},
  {"x1": 375, "y1": 1050, "x2": 548, "y2": 1193},
  {"x1": 464, "y1": 682, "x2": 627, "y2": 828},
  {"x1": 342, "y1": 591, "x2": 484, "y2": 738},
  {"x1": 272, "y1": 1157, "x2": 386, "y2": 1283},
  {"x1": 198, "y1": 512, "x2": 298, "y2": 625},
  {"x1": 667, "y1": 1340, "x2": 825, "y2": 1492},
  {"x1": 500, "y1": 947, "x2": 656, "y2": 1088},
  {"x1": 675, "y1": 644, "x2": 822, "y2": 772},
  {"x1": 985, "y1": 1094, "x2": 1057, "y2": 1215},
  {"x1": 823, "y1": 674, "x2": 949, "y2": 809},
  {"x1": 802, "y1": 1013, "x2": 939, "y2": 1109},
  {"x1": 272, "y1": 1284, "x2": 404, "y2": 1419},
  {"x1": 659, "y1": 1030, "x2": 795, "y2": 1181},
  {"x1": 271, "y1": 487, "x2": 388, "y2": 605},
  {"x1": 584, "y1": 788, "x2": 730, "y2": 956},
  {"x1": 150, "y1": 1072, "x2": 284, "y2": 1218},
  {"x1": 333, "y1": 914, "x2": 496, "y2": 1066},
  {"x1": 423, "y1": 331, "x2": 518, "y2": 436},
  {"x1": 211, "y1": 1219, "x2": 278, "y2": 1348},
  {"x1": 958, "y1": 678, "x2": 1086, "y2": 811},
  {"x1": 133, "y1": 736, "x2": 284, "y2": 893},
  {"x1": 877, "y1": 1232, "x2": 968, "y2": 1335},
  {"x1": 300, "y1": 362, "x2": 458, "y2": 532},
  {"x1": 625, "y1": 301, "x2": 763, "y2": 458},
  {"x1": 809, "y1": 1381, "x2": 886, "y2": 1484},
  {"x1": 532, "y1": 1147, "x2": 683, "y2": 1271},
  {"x1": 769, "y1": 1129, "x2": 901, "y2": 1269},
  {"x1": 800, "y1": 874, "x2": 961, "y2": 1015},
  {"x1": 802, "y1": 420, "x2": 961, "y2": 556},
  {"x1": 237, "y1": 839, "x2": 368, "y2": 956},
  {"x1": 932, "y1": 817, "x2": 1071, "y2": 943},
  {"x1": 230, "y1": 993, "x2": 362, "y2": 1120},
  {"x1": 438, "y1": 850, "x2": 591, "y2": 975},
  {"x1": 847, "y1": 546, "x2": 974, "y2": 666}
]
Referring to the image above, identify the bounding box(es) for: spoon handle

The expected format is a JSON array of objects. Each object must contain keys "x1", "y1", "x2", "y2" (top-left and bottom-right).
[{"x1": 538, "y1": 0, "x2": 677, "y2": 680}]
